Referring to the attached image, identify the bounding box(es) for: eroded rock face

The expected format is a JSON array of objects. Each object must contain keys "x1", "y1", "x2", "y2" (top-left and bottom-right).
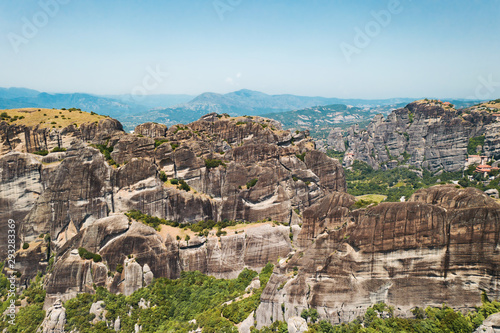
[
  {"x1": 5, "y1": 110, "x2": 500, "y2": 330},
  {"x1": 256, "y1": 185, "x2": 500, "y2": 326},
  {"x1": 1, "y1": 113, "x2": 342, "y2": 258},
  {"x1": 326, "y1": 128, "x2": 346, "y2": 153},
  {"x1": 43, "y1": 215, "x2": 294, "y2": 305},
  {"x1": 475, "y1": 313, "x2": 500, "y2": 333},
  {"x1": 0, "y1": 118, "x2": 123, "y2": 154},
  {"x1": 287, "y1": 316, "x2": 308, "y2": 333},
  {"x1": 334, "y1": 101, "x2": 496, "y2": 172},
  {"x1": 38, "y1": 299, "x2": 66, "y2": 333},
  {"x1": 134, "y1": 122, "x2": 168, "y2": 138},
  {"x1": 1, "y1": 113, "x2": 342, "y2": 305},
  {"x1": 179, "y1": 224, "x2": 292, "y2": 279}
]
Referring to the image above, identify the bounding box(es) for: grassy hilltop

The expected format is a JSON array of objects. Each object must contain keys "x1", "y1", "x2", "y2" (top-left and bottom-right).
[{"x1": 0, "y1": 107, "x2": 108, "y2": 129}]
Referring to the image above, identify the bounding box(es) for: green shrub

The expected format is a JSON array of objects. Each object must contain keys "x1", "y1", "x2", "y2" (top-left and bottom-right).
[
  {"x1": 90, "y1": 141, "x2": 117, "y2": 166},
  {"x1": 23, "y1": 242, "x2": 29, "y2": 249},
  {"x1": 408, "y1": 112, "x2": 414, "y2": 123},
  {"x1": 296, "y1": 152, "x2": 306, "y2": 162},
  {"x1": 154, "y1": 139, "x2": 169, "y2": 148},
  {"x1": 178, "y1": 179, "x2": 190, "y2": 192},
  {"x1": 116, "y1": 264, "x2": 123, "y2": 273},
  {"x1": 468, "y1": 136, "x2": 485, "y2": 155},
  {"x1": 33, "y1": 150, "x2": 48, "y2": 156},
  {"x1": 326, "y1": 149, "x2": 345, "y2": 161},
  {"x1": 78, "y1": 247, "x2": 101, "y2": 262},
  {"x1": 246, "y1": 178, "x2": 258, "y2": 188},
  {"x1": 205, "y1": 159, "x2": 226, "y2": 169},
  {"x1": 159, "y1": 171, "x2": 168, "y2": 182},
  {"x1": 170, "y1": 178, "x2": 179, "y2": 185},
  {"x1": 125, "y1": 210, "x2": 178, "y2": 230},
  {"x1": 216, "y1": 229, "x2": 227, "y2": 237},
  {"x1": 51, "y1": 147, "x2": 67, "y2": 153}
]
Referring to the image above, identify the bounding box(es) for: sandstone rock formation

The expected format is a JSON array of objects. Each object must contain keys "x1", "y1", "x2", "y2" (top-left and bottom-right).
[
  {"x1": 90, "y1": 300, "x2": 107, "y2": 324},
  {"x1": 3, "y1": 109, "x2": 500, "y2": 330},
  {"x1": 475, "y1": 313, "x2": 500, "y2": 333},
  {"x1": 1, "y1": 112, "x2": 347, "y2": 305},
  {"x1": 326, "y1": 128, "x2": 346, "y2": 153},
  {"x1": 329, "y1": 100, "x2": 498, "y2": 172},
  {"x1": 287, "y1": 316, "x2": 308, "y2": 333},
  {"x1": 134, "y1": 122, "x2": 168, "y2": 138},
  {"x1": 255, "y1": 185, "x2": 500, "y2": 326},
  {"x1": 38, "y1": 299, "x2": 66, "y2": 333}
]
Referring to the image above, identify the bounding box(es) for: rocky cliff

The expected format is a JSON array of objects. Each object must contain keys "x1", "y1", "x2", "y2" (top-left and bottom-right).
[
  {"x1": 0, "y1": 110, "x2": 345, "y2": 306},
  {"x1": 254, "y1": 185, "x2": 500, "y2": 326},
  {"x1": 3, "y1": 108, "x2": 500, "y2": 329},
  {"x1": 327, "y1": 100, "x2": 500, "y2": 172}
]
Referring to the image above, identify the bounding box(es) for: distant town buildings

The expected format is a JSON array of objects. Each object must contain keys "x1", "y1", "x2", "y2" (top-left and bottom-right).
[
  {"x1": 475, "y1": 164, "x2": 499, "y2": 176},
  {"x1": 466, "y1": 155, "x2": 488, "y2": 167}
]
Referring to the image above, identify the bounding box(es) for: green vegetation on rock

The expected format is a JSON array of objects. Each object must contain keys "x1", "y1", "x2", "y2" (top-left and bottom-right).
[
  {"x1": 468, "y1": 136, "x2": 485, "y2": 155},
  {"x1": 246, "y1": 178, "x2": 258, "y2": 188},
  {"x1": 90, "y1": 141, "x2": 117, "y2": 166},
  {"x1": 205, "y1": 159, "x2": 226, "y2": 169},
  {"x1": 78, "y1": 247, "x2": 102, "y2": 262},
  {"x1": 346, "y1": 161, "x2": 462, "y2": 202},
  {"x1": 61, "y1": 266, "x2": 273, "y2": 333}
]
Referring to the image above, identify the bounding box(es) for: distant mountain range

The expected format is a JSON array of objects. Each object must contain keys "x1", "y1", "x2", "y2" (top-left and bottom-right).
[
  {"x1": 0, "y1": 87, "x2": 483, "y2": 132},
  {"x1": 149, "y1": 90, "x2": 418, "y2": 124}
]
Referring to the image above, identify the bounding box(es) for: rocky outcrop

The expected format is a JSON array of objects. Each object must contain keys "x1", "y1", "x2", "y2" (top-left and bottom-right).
[
  {"x1": 134, "y1": 122, "x2": 168, "y2": 138},
  {"x1": 0, "y1": 112, "x2": 348, "y2": 305},
  {"x1": 0, "y1": 118, "x2": 123, "y2": 154},
  {"x1": 475, "y1": 313, "x2": 500, "y2": 333},
  {"x1": 89, "y1": 301, "x2": 107, "y2": 324},
  {"x1": 179, "y1": 224, "x2": 292, "y2": 279},
  {"x1": 38, "y1": 299, "x2": 66, "y2": 333},
  {"x1": 1, "y1": 113, "x2": 344, "y2": 284},
  {"x1": 333, "y1": 100, "x2": 497, "y2": 172},
  {"x1": 287, "y1": 316, "x2": 308, "y2": 333},
  {"x1": 5, "y1": 108, "x2": 500, "y2": 330},
  {"x1": 255, "y1": 185, "x2": 500, "y2": 326},
  {"x1": 484, "y1": 122, "x2": 500, "y2": 160},
  {"x1": 326, "y1": 128, "x2": 346, "y2": 152},
  {"x1": 45, "y1": 217, "x2": 179, "y2": 303},
  {"x1": 43, "y1": 216, "x2": 293, "y2": 304}
]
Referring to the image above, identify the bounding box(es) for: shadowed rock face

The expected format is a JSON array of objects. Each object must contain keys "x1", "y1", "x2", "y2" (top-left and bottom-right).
[{"x1": 255, "y1": 185, "x2": 500, "y2": 327}]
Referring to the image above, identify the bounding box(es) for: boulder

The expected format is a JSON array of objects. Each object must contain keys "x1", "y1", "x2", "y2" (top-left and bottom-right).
[
  {"x1": 287, "y1": 316, "x2": 308, "y2": 333},
  {"x1": 38, "y1": 299, "x2": 66, "y2": 333}
]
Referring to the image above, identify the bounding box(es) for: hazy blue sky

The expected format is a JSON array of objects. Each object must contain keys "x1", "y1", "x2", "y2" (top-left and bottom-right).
[{"x1": 1, "y1": 0, "x2": 499, "y2": 99}]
